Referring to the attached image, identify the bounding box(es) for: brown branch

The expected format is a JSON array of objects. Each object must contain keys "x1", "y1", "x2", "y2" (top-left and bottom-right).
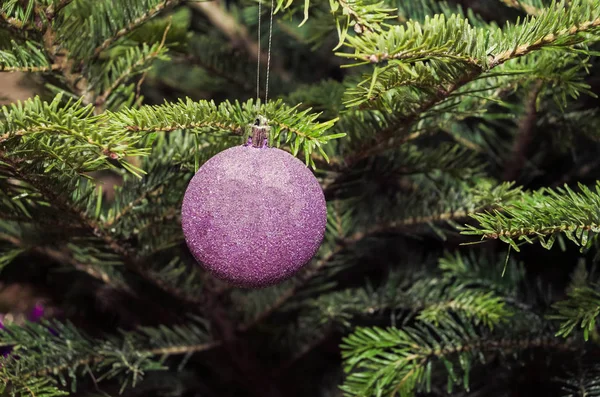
[
  {"x1": 360, "y1": 50, "x2": 482, "y2": 68},
  {"x1": 499, "y1": 0, "x2": 542, "y2": 17},
  {"x1": 125, "y1": 121, "x2": 243, "y2": 134},
  {"x1": 386, "y1": 336, "x2": 578, "y2": 396},
  {"x1": 350, "y1": 209, "x2": 472, "y2": 237},
  {"x1": 148, "y1": 340, "x2": 222, "y2": 355},
  {"x1": 190, "y1": 0, "x2": 291, "y2": 83},
  {"x1": 41, "y1": 16, "x2": 94, "y2": 105},
  {"x1": 0, "y1": 232, "x2": 129, "y2": 292},
  {"x1": 26, "y1": 340, "x2": 221, "y2": 379},
  {"x1": 433, "y1": 335, "x2": 579, "y2": 357},
  {"x1": 0, "y1": 64, "x2": 61, "y2": 73},
  {"x1": 503, "y1": 80, "x2": 543, "y2": 181},
  {"x1": 0, "y1": 12, "x2": 22, "y2": 28},
  {"x1": 483, "y1": 223, "x2": 600, "y2": 240},
  {"x1": 0, "y1": 10, "x2": 28, "y2": 30},
  {"x1": 45, "y1": 0, "x2": 76, "y2": 18},
  {"x1": 490, "y1": 18, "x2": 600, "y2": 68}
]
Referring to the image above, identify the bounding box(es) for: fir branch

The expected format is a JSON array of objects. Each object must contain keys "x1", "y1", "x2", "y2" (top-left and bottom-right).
[
  {"x1": 439, "y1": 251, "x2": 526, "y2": 297},
  {"x1": 549, "y1": 283, "x2": 600, "y2": 341},
  {"x1": 104, "y1": 184, "x2": 166, "y2": 227},
  {"x1": 46, "y1": 0, "x2": 178, "y2": 106},
  {"x1": 94, "y1": 28, "x2": 171, "y2": 109},
  {"x1": 27, "y1": 340, "x2": 221, "y2": 380},
  {"x1": 91, "y1": 0, "x2": 179, "y2": 58},
  {"x1": 240, "y1": 182, "x2": 520, "y2": 332},
  {"x1": 0, "y1": 375, "x2": 67, "y2": 397},
  {"x1": 108, "y1": 98, "x2": 341, "y2": 165},
  {"x1": 0, "y1": 95, "x2": 150, "y2": 168},
  {"x1": 334, "y1": 176, "x2": 522, "y2": 242},
  {"x1": 340, "y1": 50, "x2": 583, "y2": 162},
  {"x1": 556, "y1": 359, "x2": 600, "y2": 397},
  {"x1": 312, "y1": 250, "x2": 524, "y2": 329},
  {"x1": 190, "y1": 1, "x2": 291, "y2": 82},
  {"x1": 341, "y1": 322, "x2": 578, "y2": 397},
  {"x1": 330, "y1": 0, "x2": 396, "y2": 49},
  {"x1": 342, "y1": 1, "x2": 600, "y2": 164},
  {"x1": 346, "y1": 67, "x2": 483, "y2": 163},
  {"x1": 463, "y1": 182, "x2": 600, "y2": 251},
  {"x1": 0, "y1": 319, "x2": 219, "y2": 393},
  {"x1": 489, "y1": 20, "x2": 600, "y2": 68},
  {"x1": 174, "y1": 33, "x2": 263, "y2": 95},
  {"x1": 0, "y1": 39, "x2": 57, "y2": 72},
  {"x1": 0, "y1": 156, "x2": 138, "y2": 293},
  {"x1": 417, "y1": 290, "x2": 512, "y2": 329}
]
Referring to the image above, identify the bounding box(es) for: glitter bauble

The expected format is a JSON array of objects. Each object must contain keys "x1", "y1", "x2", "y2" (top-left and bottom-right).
[{"x1": 181, "y1": 143, "x2": 327, "y2": 288}]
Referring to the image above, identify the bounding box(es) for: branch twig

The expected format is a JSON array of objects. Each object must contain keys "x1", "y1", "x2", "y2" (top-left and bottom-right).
[
  {"x1": 0, "y1": 64, "x2": 61, "y2": 73},
  {"x1": 503, "y1": 79, "x2": 543, "y2": 181},
  {"x1": 92, "y1": 0, "x2": 180, "y2": 58},
  {"x1": 0, "y1": 232, "x2": 128, "y2": 292},
  {"x1": 191, "y1": 0, "x2": 291, "y2": 83},
  {"x1": 499, "y1": 0, "x2": 543, "y2": 17}
]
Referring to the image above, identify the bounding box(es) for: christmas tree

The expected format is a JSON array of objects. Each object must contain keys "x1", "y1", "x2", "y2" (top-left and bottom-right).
[{"x1": 1, "y1": 0, "x2": 600, "y2": 396}]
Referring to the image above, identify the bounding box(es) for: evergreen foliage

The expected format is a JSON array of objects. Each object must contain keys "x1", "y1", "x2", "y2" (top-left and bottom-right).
[{"x1": 1, "y1": 0, "x2": 600, "y2": 396}]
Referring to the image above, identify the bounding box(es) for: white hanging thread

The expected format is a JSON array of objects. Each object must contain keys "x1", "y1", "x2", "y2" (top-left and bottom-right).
[
  {"x1": 256, "y1": 0, "x2": 262, "y2": 106},
  {"x1": 256, "y1": 0, "x2": 275, "y2": 113},
  {"x1": 265, "y1": 0, "x2": 274, "y2": 105}
]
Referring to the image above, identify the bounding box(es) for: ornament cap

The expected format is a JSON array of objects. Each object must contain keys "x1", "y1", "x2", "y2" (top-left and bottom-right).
[{"x1": 246, "y1": 116, "x2": 270, "y2": 148}]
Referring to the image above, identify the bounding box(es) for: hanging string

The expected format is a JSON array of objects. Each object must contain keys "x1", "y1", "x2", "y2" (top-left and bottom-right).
[
  {"x1": 256, "y1": 0, "x2": 262, "y2": 109},
  {"x1": 256, "y1": 0, "x2": 275, "y2": 115},
  {"x1": 265, "y1": 0, "x2": 274, "y2": 104}
]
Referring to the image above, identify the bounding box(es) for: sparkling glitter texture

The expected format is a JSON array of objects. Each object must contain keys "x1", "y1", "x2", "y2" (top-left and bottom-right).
[{"x1": 181, "y1": 145, "x2": 327, "y2": 288}]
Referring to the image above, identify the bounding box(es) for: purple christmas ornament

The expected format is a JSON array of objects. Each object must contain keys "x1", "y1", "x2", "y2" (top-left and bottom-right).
[{"x1": 181, "y1": 121, "x2": 327, "y2": 288}]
